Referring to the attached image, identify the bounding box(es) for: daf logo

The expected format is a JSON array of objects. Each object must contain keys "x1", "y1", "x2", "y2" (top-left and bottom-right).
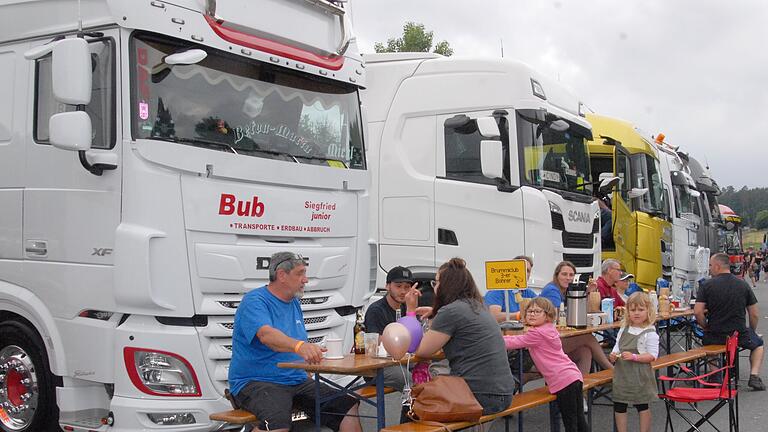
[{"x1": 567, "y1": 210, "x2": 591, "y2": 223}]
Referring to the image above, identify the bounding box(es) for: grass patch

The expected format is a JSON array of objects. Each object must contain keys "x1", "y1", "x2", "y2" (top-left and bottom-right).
[{"x1": 742, "y1": 229, "x2": 767, "y2": 250}]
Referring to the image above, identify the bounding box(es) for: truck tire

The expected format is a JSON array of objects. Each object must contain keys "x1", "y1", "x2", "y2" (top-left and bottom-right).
[{"x1": 0, "y1": 320, "x2": 59, "y2": 432}]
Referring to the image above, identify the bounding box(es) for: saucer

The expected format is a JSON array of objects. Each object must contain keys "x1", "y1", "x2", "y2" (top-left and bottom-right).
[{"x1": 324, "y1": 355, "x2": 344, "y2": 360}]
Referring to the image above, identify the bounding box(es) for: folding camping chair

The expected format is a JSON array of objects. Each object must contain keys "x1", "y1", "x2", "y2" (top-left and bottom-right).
[{"x1": 658, "y1": 331, "x2": 739, "y2": 432}]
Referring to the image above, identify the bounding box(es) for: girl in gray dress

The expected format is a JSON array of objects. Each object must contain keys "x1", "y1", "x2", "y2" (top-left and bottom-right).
[{"x1": 608, "y1": 292, "x2": 659, "y2": 432}]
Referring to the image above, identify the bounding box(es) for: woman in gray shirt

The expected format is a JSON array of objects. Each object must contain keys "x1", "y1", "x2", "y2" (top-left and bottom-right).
[{"x1": 406, "y1": 258, "x2": 515, "y2": 414}]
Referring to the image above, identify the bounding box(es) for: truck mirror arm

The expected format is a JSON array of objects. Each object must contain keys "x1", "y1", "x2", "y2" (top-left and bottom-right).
[{"x1": 78, "y1": 150, "x2": 117, "y2": 176}]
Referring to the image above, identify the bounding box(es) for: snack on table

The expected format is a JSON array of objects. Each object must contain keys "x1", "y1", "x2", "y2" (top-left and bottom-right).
[{"x1": 613, "y1": 306, "x2": 626, "y2": 322}]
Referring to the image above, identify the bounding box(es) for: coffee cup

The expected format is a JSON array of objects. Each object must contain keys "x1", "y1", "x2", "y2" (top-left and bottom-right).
[
  {"x1": 588, "y1": 313, "x2": 604, "y2": 327},
  {"x1": 324, "y1": 338, "x2": 344, "y2": 359}
]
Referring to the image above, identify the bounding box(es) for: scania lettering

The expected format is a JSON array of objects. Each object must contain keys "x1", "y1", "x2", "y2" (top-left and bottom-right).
[
  {"x1": 0, "y1": 1, "x2": 371, "y2": 431},
  {"x1": 362, "y1": 53, "x2": 600, "y2": 293}
]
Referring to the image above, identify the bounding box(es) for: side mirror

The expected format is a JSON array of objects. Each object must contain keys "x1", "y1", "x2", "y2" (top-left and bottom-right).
[
  {"x1": 599, "y1": 176, "x2": 621, "y2": 193},
  {"x1": 480, "y1": 140, "x2": 504, "y2": 179},
  {"x1": 690, "y1": 189, "x2": 701, "y2": 198},
  {"x1": 476, "y1": 117, "x2": 500, "y2": 139},
  {"x1": 164, "y1": 49, "x2": 207, "y2": 65},
  {"x1": 52, "y1": 38, "x2": 92, "y2": 105},
  {"x1": 628, "y1": 188, "x2": 649, "y2": 199},
  {"x1": 50, "y1": 111, "x2": 92, "y2": 151}
]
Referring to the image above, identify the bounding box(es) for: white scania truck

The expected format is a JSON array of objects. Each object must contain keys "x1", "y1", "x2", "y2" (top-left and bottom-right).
[
  {"x1": 0, "y1": 1, "x2": 371, "y2": 430},
  {"x1": 362, "y1": 53, "x2": 600, "y2": 291}
]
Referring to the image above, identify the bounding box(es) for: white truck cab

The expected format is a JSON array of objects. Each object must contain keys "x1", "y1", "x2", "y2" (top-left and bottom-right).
[
  {"x1": 362, "y1": 53, "x2": 600, "y2": 292},
  {"x1": 0, "y1": 1, "x2": 371, "y2": 430}
]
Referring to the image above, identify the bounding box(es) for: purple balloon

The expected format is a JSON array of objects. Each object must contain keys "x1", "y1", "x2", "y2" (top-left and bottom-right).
[{"x1": 397, "y1": 315, "x2": 424, "y2": 353}]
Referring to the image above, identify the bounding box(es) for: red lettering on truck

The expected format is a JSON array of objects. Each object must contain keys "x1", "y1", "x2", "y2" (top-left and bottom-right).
[{"x1": 219, "y1": 194, "x2": 266, "y2": 217}]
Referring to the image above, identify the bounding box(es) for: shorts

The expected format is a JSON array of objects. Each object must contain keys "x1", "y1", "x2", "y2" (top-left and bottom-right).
[
  {"x1": 234, "y1": 379, "x2": 358, "y2": 431},
  {"x1": 703, "y1": 328, "x2": 764, "y2": 351}
]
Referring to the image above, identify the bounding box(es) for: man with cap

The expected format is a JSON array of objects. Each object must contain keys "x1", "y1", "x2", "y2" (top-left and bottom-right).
[
  {"x1": 364, "y1": 266, "x2": 419, "y2": 421},
  {"x1": 614, "y1": 271, "x2": 638, "y2": 305}
]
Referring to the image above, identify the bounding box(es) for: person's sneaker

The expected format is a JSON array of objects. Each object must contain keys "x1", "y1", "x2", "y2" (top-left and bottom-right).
[{"x1": 748, "y1": 375, "x2": 766, "y2": 391}]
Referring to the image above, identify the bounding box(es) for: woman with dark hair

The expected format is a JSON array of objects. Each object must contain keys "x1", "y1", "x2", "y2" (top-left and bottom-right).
[
  {"x1": 405, "y1": 258, "x2": 515, "y2": 415},
  {"x1": 539, "y1": 261, "x2": 614, "y2": 374}
]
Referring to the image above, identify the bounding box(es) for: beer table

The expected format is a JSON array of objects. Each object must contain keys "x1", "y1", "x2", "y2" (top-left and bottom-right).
[{"x1": 279, "y1": 353, "x2": 431, "y2": 431}]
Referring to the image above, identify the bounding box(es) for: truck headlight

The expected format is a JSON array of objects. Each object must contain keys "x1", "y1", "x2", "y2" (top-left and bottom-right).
[{"x1": 124, "y1": 348, "x2": 201, "y2": 396}]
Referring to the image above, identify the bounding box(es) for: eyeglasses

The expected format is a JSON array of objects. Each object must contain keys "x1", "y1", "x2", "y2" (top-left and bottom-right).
[
  {"x1": 430, "y1": 280, "x2": 439, "y2": 288},
  {"x1": 526, "y1": 309, "x2": 545, "y2": 316},
  {"x1": 272, "y1": 253, "x2": 305, "y2": 272}
]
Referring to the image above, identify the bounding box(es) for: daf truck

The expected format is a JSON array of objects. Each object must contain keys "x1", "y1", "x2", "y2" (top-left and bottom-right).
[
  {"x1": 362, "y1": 53, "x2": 601, "y2": 292},
  {"x1": 0, "y1": 1, "x2": 371, "y2": 430}
]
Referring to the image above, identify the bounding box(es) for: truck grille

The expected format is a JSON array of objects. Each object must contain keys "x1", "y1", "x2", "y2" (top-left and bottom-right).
[
  {"x1": 551, "y1": 211, "x2": 565, "y2": 230},
  {"x1": 592, "y1": 218, "x2": 600, "y2": 233},
  {"x1": 563, "y1": 253, "x2": 593, "y2": 268},
  {"x1": 562, "y1": 232, "x2": 594, "y2": 249}
]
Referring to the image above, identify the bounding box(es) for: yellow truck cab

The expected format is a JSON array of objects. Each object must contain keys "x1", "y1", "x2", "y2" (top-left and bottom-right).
[{"x1": 587, "y1": 114, "x2": 671, "y2": 291}]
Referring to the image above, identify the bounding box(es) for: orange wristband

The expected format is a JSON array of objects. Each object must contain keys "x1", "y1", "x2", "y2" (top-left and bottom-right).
[{"x1": 294, "y1": 341, "x2": 305, "y2": 353}]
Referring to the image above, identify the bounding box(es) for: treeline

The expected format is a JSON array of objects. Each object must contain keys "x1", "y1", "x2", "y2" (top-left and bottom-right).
[{"x1": 719, "y1": 186, "x2": 768, "y2": 228}]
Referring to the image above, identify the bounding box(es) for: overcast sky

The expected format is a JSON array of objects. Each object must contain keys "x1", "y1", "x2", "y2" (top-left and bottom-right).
[{"x1": 351, "y1": 0, "x2": 767, "y2": 189}]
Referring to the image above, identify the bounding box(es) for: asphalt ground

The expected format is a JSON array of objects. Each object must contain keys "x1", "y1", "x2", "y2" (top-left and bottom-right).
[{"x1": 355, "y1": 278, "x2": 768, "y2": 431}]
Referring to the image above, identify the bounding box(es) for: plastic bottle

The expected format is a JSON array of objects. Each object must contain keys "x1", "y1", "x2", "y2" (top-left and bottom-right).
[
  {"x1": 649, "y1": 291, "x2": 659, "y2": 314},
  {"x1": 558, "y1": 304, "x2": 567, "y2": 327},
  {"x1": 681, "y1": 281, "x2": 692, "y2": 308}
]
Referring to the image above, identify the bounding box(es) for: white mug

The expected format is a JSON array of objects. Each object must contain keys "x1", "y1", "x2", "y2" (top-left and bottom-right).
[
  {"x1": 588, "y1": 313, "x2": 605, "y2": 327},
  {"x1": 324, "y1": 338, "x2": 344, "y2": 359}
]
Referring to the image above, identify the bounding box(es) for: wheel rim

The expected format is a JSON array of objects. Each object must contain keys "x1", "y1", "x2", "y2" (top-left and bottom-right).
[{"x1": 0, "y1": 345, "x2": 39, "y2": 431}]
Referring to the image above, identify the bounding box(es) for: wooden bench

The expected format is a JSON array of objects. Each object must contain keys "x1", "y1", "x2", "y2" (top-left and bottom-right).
[
  {"x1": 380, "y1": 386, "x2": 556, "y2": 432},
  {"x1": 651, "y1": 349, "x2": 706, "y2": 370},
  {"x1": 208, "y1": 386, "x2": 396, "y2": 427},
  {"x1": 699, "y1": 344, "x2": 726, "y2": 356},
  {"x1": 210, "y1": 408, "x2": 257, "y2": 426}
]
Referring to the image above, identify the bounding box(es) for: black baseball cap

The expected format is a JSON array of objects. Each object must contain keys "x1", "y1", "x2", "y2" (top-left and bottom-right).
[{"x1": 386, "y1": 266, "x2": 414, "y2": 284}]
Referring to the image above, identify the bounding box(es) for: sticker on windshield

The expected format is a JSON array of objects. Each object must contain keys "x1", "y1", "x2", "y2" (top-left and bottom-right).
[
  {"x1": 541, "y1": 170, "x2": 561, "y2": 183},
  {"x1": 564, "y1": 167, "x2": 577, "y2": 177},
  {"x1": 139, "y1": 102, "x2": 149, "y2": 120}
]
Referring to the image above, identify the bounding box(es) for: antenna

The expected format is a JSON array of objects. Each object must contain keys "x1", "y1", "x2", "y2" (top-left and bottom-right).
[
  {"x1": 704, "y1": 155, "x2": 710, "y2": 170},
  {"x1": 77, "y1": 0, "x2": 83, "y2": 34},
  {"x1": 500, "y1": 38, "x2": 504, "y2": 58}
]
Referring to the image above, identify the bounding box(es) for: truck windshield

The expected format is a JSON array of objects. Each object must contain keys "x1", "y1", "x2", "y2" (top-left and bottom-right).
[
  {"x1": 130, "y1": 33, "x2": 365, "y2": 169},
  {"x1": 517, "y1": 109, "x2": 592, "y2": 195}
]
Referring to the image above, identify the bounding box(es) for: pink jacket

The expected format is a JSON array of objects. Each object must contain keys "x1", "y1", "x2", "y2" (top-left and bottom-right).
[{"x1": 504, "y1": 323, "x2": 582, "y2": 393}]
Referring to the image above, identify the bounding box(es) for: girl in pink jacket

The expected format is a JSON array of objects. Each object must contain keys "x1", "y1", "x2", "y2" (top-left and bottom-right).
[{"x1": 504, "y1": 297, "x2": 588, "y2": 432}]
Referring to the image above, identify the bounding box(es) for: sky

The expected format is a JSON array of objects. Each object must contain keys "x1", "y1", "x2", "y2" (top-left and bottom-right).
[{"x1": 350, "y1": 0, "x2": 768, "y2": 189}]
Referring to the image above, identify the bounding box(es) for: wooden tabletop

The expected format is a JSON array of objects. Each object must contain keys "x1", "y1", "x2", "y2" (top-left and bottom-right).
[
  {"x1": 278, "y1": 354, "x2": 401, "y2": 374},
  {"x1": 503, "y1": 309, "x2": 694, "y2": 338}
]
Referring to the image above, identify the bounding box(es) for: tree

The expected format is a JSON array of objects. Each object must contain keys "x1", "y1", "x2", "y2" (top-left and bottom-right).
[
  {"x1": 755, "y1": 210, "x2": 768, "y2": 230},
  {"x1": 374, "y1": 22, "x2": 454, "y2": 56}
]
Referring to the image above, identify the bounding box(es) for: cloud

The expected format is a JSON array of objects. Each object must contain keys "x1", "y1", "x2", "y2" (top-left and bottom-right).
[{"x1": 352, "y1": 0, "x2": 768, "y2": 187}]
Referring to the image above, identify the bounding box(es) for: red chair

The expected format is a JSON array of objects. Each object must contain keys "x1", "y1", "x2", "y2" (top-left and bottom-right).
[{"x1": 658, "y1": 331, "x2": 739, "y2": 432}]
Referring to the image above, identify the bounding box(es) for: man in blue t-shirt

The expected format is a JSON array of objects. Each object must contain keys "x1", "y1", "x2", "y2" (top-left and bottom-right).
[
  {"x1": 484, "y1": 256, "x2": 537, "y2": 322},
  {"x1": 228, "y1": 252, "x2": 361, "y2": 431}
]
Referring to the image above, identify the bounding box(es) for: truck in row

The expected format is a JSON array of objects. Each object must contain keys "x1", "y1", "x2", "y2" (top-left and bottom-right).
[{"x1": 0, "y1": 1, "x2": 730, "y2": 431}]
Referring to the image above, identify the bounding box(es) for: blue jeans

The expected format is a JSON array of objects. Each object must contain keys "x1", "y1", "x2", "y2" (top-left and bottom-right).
[{"x1": 474, "y1": 393, "x2": 513, "y2": 415}]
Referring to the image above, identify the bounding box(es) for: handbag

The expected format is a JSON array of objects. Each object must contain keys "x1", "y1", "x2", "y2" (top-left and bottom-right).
[{"x1": 409, "y1": 375, "x2": 483, "y2": 423}]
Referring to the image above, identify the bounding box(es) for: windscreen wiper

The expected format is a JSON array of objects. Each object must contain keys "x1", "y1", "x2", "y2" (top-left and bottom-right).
[{"x1": 148, "y1": 136, "x2": 238, "y2": 154}]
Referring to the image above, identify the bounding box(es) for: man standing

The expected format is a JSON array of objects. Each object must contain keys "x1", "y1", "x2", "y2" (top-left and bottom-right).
[
  {"x1": 596, "y1": 258, "x2": 625, "y2": 307},
  {"x1": 695, "y1": 253, "x2": 765, "y2": 391},
  {"x1": 364, "y1": 266, "x2": 416, "y2": 391},
  {"x1": 228, "y1": 252, "x2": 362, "y2": 432}
]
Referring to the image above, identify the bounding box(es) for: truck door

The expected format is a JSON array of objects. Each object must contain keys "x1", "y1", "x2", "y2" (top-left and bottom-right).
[
  {"x1": 612, "y1": 145, "x2": 637, "y2": 273},
  {"x1": 434, "y1": 111, "x2": 525, "y2": 289},
  {"x1": 23, "y1": 33, "x2": 121, "y2": 271}
]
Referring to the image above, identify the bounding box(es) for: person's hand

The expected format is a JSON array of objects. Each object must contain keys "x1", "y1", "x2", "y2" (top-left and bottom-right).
[
  {"x1": 297, "y1": 342, "x2": 325, "y2": 364},
  {"x1": 587, "y1": 278, "x2": 597, "y2": 293},
  {"x1": 620, "y1": 351, "x2": 635, "y2": 361},
  {"x1": 609, "y1": 352, "x2": 618, "y2": 363},
  {"x1": 414, "y1": 306, "x2": 433, "y2": 318},
  {"x1": 405, "y1": 286, "x2": 421, "y2": 312}
]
